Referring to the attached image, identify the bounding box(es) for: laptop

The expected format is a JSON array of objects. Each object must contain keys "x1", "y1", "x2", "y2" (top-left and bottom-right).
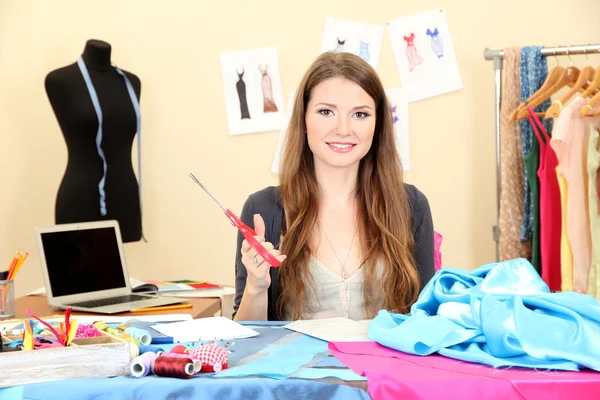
[{"x1": 35, "y1": 220, "x2": 186, "y2": 314}]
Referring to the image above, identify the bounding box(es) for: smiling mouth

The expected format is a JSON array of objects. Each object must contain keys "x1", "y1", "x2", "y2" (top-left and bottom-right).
[{"x1": 327, "y1": 142, "x2": 356, "y2": 153}]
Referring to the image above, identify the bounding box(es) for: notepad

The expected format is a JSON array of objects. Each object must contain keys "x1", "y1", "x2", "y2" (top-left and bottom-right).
[
  {"x1": 150, "y1": 316, "x2": 259, "y2": 343},
  {"x1": 284, "y1": 317, "x2": 371, "y2": 342}
]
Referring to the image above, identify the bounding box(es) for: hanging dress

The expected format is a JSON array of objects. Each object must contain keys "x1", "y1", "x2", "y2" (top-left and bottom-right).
[
  {"x1": 236, "y1": 69, "x2": 250, "y2": 119},
  {"x1": 526, "y1": 104, "x2": 561, "y2": 291},
  {"x1": 519, "y1": 47, "x2": 553, "y2": 245},
  {"x1": 403, "y1": 33, "x2": 423, "y2": 72},
  {"x1": 587, "y1": 125, "x2": 600, "y2": 299},
  {"x1": 498, "y1": 48, "x2": 531, "y2": 261},
  {"x1": 550, "y1": 96, "x2": 594, "y2": 293},
  {"x1": 259, "y1": 65, "x2": 278, "y2": 113}
]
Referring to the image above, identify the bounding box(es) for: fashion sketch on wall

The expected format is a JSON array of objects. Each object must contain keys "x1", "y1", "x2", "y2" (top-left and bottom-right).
[
  {"x1": 321, "y1": 18, "x2": 384, "y2": 69},
  {"x1": 236, "y1": 68, "x2": 251, "y2": 119},
  {"x1": 387, "y1": 9, "x2": 462, "y2": 102},
  {"x1": 220, "y1": 47, "x2": 284, "y2": 135},
  {"x1": 385, "y1": 88, "x2": 410, "y2": 171},
  {"x1": 426, "y1": 28, "x2": 444, "y2": 58}
]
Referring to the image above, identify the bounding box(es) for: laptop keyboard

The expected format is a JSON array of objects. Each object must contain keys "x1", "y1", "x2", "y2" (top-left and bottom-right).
[{"x1": 66, "y1": 294, "x2": 151, "y2": 308}]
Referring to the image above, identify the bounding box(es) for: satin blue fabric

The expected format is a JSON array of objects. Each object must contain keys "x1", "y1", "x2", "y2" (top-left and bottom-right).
[{"x1": 369, "y1": 258, "x2": 600, "y2": 371}]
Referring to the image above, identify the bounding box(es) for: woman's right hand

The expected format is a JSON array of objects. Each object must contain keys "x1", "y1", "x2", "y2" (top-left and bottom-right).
[{"x1": 240, "y1": 214, "x2": 287, "y2": 294}]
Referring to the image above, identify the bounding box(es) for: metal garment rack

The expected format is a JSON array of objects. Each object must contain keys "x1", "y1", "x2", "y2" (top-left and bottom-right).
[{"x1": 483, "y1": 44, "x2": 600, "y2": 261}]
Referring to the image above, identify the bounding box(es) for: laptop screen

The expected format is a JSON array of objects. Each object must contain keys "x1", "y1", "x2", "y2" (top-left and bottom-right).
[{"x1": 40, "y1": 226, "x2": 127, "y2": 297}]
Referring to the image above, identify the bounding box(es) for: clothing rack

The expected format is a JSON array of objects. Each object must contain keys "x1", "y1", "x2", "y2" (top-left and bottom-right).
[{"x1": 483, "y1": 44, "x2": 600, "y2": 262}]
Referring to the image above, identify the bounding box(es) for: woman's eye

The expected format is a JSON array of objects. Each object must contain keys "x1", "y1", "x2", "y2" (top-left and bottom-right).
[
  {"x1": 319, "y1": 109, "x2": 333, "y2": 116},
  {"x1": 354, "y1": 111, "x2": 370, "y2": 118}
]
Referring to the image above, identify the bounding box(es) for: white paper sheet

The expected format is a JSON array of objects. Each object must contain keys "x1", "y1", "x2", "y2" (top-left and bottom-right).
[
  {"x1": 284, "y1": 318, "x2": 371, "y2": 342},
  {"x1": 220, "y1": 47, "x2": 285, "y2": 135},
  {"x1": 322, "y1": 18, "x2": 385, "y2": 70},
  {"x1": 385, "y1": 88, "x2": 410, "y2": 171},
  {"x1": 387, "y1": 8, "x2": 462, "y2": 102},
  {"x1": 270, "y1": 92, "x2": 296, "y2": 174},
  {"x1": 151, "y1": 316, "x2": 259, "y2": 343}
]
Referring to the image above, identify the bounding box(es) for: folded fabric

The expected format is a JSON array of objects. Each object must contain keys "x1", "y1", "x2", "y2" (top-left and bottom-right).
[
  {"x1": 329, "y1": 341, "x2": 600, "y2": 400},
  {"x1": 369, "y1": 258, "x2": 600, "y2": 371}
]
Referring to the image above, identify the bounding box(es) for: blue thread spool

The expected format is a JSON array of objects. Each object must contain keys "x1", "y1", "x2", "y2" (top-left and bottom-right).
[
  {"x1": 139, "y1": 344, "x2": 164, "y2": 355},
  {"x1": 125, "y1": 327, "x2": 152, "y2": 346}
]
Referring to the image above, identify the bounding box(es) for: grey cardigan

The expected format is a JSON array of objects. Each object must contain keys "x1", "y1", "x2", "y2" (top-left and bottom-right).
[{"x1": 232, "y1": 185, "x2": 435, "y2": 320}]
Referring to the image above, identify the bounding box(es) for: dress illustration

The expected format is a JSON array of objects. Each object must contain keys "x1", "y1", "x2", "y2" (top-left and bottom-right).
[
  {"x1": 334, "y1": 38, "x2": 345, "y2": 52},
  {"x1": 359, "y1": 41, "x2": 370, "y2": 63},
  {"x1": 259, "y1": 64, "x2": 278, "y2": 113},
  {"x1": 403, "y1": 33, "x2": 424, "y2": 72},
  {"x1": 236, "y1": 68, "x2": 250, "y2": 119},
  {"x1": 426, "y1": 28, "x2": 444, "y2": 58}
]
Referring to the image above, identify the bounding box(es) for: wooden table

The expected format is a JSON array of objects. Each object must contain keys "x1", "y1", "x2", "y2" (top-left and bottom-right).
[{"x1": 3, "y1": 295, "x2": 221, "y2": 320}]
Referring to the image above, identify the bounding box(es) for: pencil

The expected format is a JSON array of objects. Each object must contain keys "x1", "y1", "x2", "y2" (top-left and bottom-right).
[{"x1": 130, "y1": 303, "x2": 192, "y2": 313}]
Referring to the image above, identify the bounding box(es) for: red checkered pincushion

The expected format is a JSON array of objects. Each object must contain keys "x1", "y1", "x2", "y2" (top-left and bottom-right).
[{"x1": 192, "y1": 343, "x2": 229, "y2": 372}]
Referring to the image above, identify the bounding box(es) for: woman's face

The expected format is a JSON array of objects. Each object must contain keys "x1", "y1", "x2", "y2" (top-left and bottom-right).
[{"x1": 305, "y1": 77, "x2": 376, "y2": 170}]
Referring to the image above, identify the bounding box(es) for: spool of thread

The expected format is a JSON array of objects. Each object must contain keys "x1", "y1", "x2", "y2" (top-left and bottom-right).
[
  {"x1": 169, "y1": 344, "x2": 189, "y2": 354},
  {"x1": 161, "y1": 353, "x2": 201, "y2": 373},
  {"x1": 129, "y1": 342, "x2": 140, "y2": 360},
  {"x1": 92, "y1": 321, "x2": 118, "y2": 335},
  {"x1": 139, "y1": 344, "x2": 164, "y2": 355},
  {"x1": 130, "y1": 352, "x2": 159, "y2": 378},
  {"x1": 117, "y1": 333, "x2": 141, "y2": 347},
  {"x1": 124, "y1": 327, "x2": 152, "y2": 346},
  {"x1": 152, "y1": 357, "x2": 194, "y2": 379}
]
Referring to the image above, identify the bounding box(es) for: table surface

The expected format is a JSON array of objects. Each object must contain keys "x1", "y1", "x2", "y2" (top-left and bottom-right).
[{"x1": 3, "y1": 295, "x2": 221, "y2": 320}]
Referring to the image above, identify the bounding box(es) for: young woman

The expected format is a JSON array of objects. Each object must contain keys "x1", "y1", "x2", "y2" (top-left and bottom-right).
[{"x1": 233, "y1": 52, "x2": 434, "y2": 321}]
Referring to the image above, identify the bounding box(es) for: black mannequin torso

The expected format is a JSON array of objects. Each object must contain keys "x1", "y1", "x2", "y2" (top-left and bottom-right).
[{"x1": 45, "y1": 39, "x2": 143, "y2": 242}]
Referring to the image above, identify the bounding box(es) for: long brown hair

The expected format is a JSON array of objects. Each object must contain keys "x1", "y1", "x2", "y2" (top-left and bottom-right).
[{"x1": 278, "y1": 52, "x2": 419, "y2": 320}]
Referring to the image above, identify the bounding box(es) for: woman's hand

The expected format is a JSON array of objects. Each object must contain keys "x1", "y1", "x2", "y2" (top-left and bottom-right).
[{"x1": 240, "y1": 214, "x2": 286, "y2": 294}]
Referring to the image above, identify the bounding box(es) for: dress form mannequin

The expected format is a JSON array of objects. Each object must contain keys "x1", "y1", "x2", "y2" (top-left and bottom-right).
[{"x1": 45, "y1": 39, "x2": 144, "y2": 243}]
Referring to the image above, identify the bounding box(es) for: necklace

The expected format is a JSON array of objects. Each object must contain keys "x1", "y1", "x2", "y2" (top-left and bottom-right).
[{"x1": 320, "y1": 221, "x2": 357, "y2": 280}]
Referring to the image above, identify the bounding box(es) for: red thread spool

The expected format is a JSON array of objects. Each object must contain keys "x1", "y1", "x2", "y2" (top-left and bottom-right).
[
  {"x1": 169, "y1": 344, "x2": 189, "y2": 354},
  {"x1": 151, "y1": 357, "x2": 194, "y2": 379},
  {"x1": 161, "y1": 353, "x2": 201, "y2": 373}
]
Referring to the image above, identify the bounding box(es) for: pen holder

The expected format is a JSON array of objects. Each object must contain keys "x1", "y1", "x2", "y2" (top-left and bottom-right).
[{"x1": 0, "y1": 280, "x2": 15, "y2": 318}]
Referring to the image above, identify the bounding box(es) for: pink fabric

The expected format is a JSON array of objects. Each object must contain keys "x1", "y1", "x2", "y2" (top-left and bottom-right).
[
  {"x1": 434, "y1": 231, "x2": 443, "y2": 271},
  {"x1": 329, "y1": 341, "x2": 600, "y2": 400}
]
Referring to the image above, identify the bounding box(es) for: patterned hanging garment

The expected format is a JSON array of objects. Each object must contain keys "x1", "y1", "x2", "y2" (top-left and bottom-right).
[{"x1": 498, "y1": 48, "x2": 532, "y2": 261}]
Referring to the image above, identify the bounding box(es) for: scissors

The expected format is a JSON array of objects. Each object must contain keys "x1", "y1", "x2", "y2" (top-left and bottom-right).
[{"x1": 189, "y1": 173, "x2": 282, "y2": 268}]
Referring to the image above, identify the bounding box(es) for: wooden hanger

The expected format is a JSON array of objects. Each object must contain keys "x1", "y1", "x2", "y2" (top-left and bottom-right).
[
  {"x1": 545, "y1": 65, "x2": 595, "y2": 118},
  {"x1": 579, "y1": 67, "x2": 600, "y2": 117},
  {"x1": 515, "y1": 64, "x2": 579, "y2": 120},
  {"x1": 510, "y1": 66, "x2": 564, "y2": 121}
]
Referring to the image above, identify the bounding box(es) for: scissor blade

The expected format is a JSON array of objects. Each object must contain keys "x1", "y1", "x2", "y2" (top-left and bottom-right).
[{"x1": 189, "y1": 173, "x2": 227, "y2": 212}]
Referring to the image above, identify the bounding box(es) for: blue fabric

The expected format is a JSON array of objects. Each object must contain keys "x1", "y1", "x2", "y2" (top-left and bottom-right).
[
  {"x1": 17, "y1": 376, "x2": 370, "y2": 400},
  {"x1": 0, "y1": 326, "x2": 367, "y2": 399},
  {"x1": 369, "y1": 258, "x2": 600, "y2": 371},
  {"x1": 519, "y1": 47, "x2": 553, "y2": 242},
  {"x1": 215, "y1": 334, "x2": 329, "y2": 378}
]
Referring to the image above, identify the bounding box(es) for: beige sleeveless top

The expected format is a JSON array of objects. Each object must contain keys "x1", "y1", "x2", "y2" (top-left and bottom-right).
[{"x1": 287, "y1": 256, "x2": 385, "y2": 321}]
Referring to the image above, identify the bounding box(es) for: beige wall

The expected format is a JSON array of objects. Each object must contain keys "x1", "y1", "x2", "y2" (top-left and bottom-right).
[{"x1": 1, "y1": 0, "x2": 600, "y2": 297}]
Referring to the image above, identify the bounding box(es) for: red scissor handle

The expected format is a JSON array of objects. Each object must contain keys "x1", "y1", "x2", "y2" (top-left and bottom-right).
[{"x1": 225, "y1": 210, "x2": 282, "y2": 268}]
